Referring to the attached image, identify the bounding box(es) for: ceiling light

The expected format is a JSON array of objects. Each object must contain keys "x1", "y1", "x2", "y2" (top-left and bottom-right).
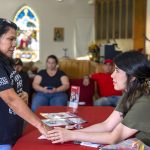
[{"x1": 56, "y1": 0, "x2": 64, "y2": 2}]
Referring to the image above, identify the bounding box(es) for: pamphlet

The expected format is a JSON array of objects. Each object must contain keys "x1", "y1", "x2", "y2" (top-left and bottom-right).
[
  {"x1": 80, "y1": 141, "x2": 103, "y2": 148},
  {"x1": 68, "y1": 86, "x2": 80, "y2": 113},
  {"x1": 42, "y1": 118, "x2": 68, "y2": 126},
  {"x1": 66, "y1": 117, "x2": 86, "y2": 124},
  {"x1": 40, "y1": 112, "x2": 76, "y2": 119},
  {"x1": 42, "y1": 117, "x2": 86, "y2": 127},
  {"x1": 69, "y1": 86, "x2": 80, "y2": 107}
]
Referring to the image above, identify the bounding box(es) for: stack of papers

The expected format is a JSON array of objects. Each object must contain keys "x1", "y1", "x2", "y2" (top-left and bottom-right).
[
  {"x1": 40, "y1": 112, "x2": 76, "y2": 119},
  {"x1": 66, "y1": 117, "x2": 86, "y2": 124},
  {"x1": 42, "y1": 118, "x2": 68, "y2": 126},
  {"x1": 40, "y1": 112, "x2": 86, "y2": 127}
]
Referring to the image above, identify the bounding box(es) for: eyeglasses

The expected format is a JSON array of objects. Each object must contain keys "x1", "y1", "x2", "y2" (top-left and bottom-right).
[{"x1": 0, "y1": 18, "x2": 17, "y2": 29}]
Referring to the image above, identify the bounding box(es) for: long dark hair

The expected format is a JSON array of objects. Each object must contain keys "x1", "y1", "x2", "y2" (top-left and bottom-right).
[{"x1": 114, "y1": 51, "x2": 150, "y2": 115}]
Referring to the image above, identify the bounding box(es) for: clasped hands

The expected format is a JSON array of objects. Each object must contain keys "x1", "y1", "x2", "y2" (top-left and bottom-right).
[
  {"x1": 43, "y1": 87, "x2": 57, "y2": 94},
  {"x1": 44, "y1": 126, "x2": 74, "y2": 144}
]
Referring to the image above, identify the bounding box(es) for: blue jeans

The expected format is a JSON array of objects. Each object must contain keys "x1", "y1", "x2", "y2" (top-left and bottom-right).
[
  {"x1": 93, "y1": 96, "x2": 121, "y2": 107},
  {"x1": 0, "y1": 145, "x2": 12, "y2": 150},
  {"x1": 31, "y1": 92, "x2": 68, "y2": 112}
]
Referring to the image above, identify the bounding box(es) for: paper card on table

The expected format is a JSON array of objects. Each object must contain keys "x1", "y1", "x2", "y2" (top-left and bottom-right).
[
  {"x1": 42, "y1": 118, "x2": 68, "y2": 127},
  {"x1": 40, "y1": 112, "x2": 76, "y2": 119},
  {"x1": 80, "y1": 141, "x2": 103, "y2": 148},
  {"x1": 66, "y1": 117, "x2": 87, "y2": 124},
  {"x1": 42, "y1": 116, "x2": 86, "y2": 127},
  {"x1": 38, "y1": 135, "x2": 46, "y2": 139}
]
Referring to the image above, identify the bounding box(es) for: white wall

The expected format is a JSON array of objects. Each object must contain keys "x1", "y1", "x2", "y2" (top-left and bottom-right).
[{"x1": 0, "y1": 0, "x2": 94, "y2": 67}]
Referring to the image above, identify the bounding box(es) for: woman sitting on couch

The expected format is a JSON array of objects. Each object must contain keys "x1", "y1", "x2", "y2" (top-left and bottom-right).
[{"x1": 31, "y1": 55, "x2": 69, "y2": 112}]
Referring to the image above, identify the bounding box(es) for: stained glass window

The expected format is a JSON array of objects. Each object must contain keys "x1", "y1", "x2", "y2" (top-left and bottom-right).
[{"x1": 13, "y1": 5, "x2": 39, "y2": 62}]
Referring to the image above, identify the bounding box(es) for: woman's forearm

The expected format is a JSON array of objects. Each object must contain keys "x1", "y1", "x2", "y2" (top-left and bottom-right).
[
  {"x1": 56, "y1": 84, "x2": 69, "y2": 92},
  {"x1": 33, "y1": 84, "x2": 46, "y2": 92},
  {"x1": 77, "y1": 121, "x2": 111, "y2": 133},
  {"x1": 3, "y1": 89, "x2": 42, "y2": 128},
  {"x1": 72, "y1": 123, "x2": 137, "y2": 145},
  {"x1": 72, "y1": 130, "x2": 116, "y2": 144},
  {"x1": 77, "y1": 111, "x2": 122, "y2": 133},
  {"x1": 72, "y1": 131, "x2": 113, "y2": 144}
]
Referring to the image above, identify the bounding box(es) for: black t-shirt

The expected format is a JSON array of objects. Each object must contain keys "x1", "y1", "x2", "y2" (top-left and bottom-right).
[
  {"x1": 37, "y1": 69, "x2": 66, "y2": 88},
  {"x1": 0, "y1": 55, "x2": 24, "y2": 145}
]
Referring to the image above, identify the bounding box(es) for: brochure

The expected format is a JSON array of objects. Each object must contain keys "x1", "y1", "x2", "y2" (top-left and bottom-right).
[
  {"x1": 40, "y1": 112, "x2": 76, "y2": 119},
  {"x1": 42, "y1": 117, "x2": 86, "y2": 127},
  {"x1": 68, "y1": 86, "x2": 80, "y2": 108},
  {"x1": 80, "y1": 141, "x2": 103, "y2": 148},
  {"x1": 66, "y1": 117, "x2": 86, "y2": 124},
  {"x1": 67, "y1": 86, "x2": 80, "y2": 114},
  {"x1": 42, "y1": 118, "x2": 68, "y2": 127}
]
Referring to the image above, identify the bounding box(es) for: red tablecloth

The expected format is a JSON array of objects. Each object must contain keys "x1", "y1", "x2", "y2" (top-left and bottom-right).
[{"x1": 13, "y1": 106, "x2": 114, "y2": 150}]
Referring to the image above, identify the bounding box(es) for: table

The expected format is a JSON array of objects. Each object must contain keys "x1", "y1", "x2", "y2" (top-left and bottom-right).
[{"x1": 13, "y1": 106, "x2": 114, "y2": 150}]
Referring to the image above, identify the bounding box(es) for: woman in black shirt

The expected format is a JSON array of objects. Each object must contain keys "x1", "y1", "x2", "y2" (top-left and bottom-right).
[
  {"x1": 31, "y1": 55, "x2": 69, "y2": 112},
  {"x1": 0, "y1": 18, "x2": 50, "y2": 150}
]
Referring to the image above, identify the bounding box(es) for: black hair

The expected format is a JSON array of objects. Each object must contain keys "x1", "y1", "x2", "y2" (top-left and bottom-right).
[
  {"x1": 0, "y1": 18, "x2": 18, "y2": 37},
  {"x1": 114, "y1": 51, "x2": 150, "y2": 115},
  {"x1": 0, "y1": 18, "x2": 18, "y2": 64},
  {"x1": 46, "y1": 55, "x2": 58, "y2": 64}
]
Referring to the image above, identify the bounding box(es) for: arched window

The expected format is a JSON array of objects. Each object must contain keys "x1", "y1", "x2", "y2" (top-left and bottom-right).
[{"x1": 13, "y1": 5, "x2": 39, "y2": 62}]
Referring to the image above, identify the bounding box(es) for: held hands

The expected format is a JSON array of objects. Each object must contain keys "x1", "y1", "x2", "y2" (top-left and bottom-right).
[
  {"x1": 38, "y1": 125, "x2": 74, "y2": 143},
  {"x1": 47, "y1": 127, "x2": 74, "y2": 144},
  {"x1": 37, "y1": 123, "x2": 53, "y2": 139},
  {"x1": 47, "y1": 88, "x2": 57, "y2": 94}
]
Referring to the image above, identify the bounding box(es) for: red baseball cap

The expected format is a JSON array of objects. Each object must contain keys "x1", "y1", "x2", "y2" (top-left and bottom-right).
[{"x1": 103, "y1": 59, "x2": 113, "y2": 64}]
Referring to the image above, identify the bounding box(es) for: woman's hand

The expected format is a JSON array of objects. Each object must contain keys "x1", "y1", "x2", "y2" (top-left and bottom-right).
[
  {"x1": 18, "y1": 91, "x2": 28, "y2": 104},
  {"x1": 37, "y1": 122, "x2": 53, "y2": 138},
  {"x1": 43, "y1": 87, "x2": 57, "y2": 94},
  {"x1": 47, "y1": 88, "x2": 57, "y2": 94},
  {"x1": 47, "y1": 127, "x2": 74, "y2": 143}
]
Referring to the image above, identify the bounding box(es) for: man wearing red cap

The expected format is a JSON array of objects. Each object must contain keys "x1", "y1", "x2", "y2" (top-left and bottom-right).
[{"x1": 83, "y1": 59, "x2": 122, "y2": 106}]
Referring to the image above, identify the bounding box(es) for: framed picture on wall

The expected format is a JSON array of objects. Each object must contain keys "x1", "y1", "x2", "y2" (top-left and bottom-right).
[{"x1": 54, "y1": 27, "x2": 64, "y2": 42}]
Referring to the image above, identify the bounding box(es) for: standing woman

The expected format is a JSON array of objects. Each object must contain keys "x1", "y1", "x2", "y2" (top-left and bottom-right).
[
  {"x1": 31, "y1": 55, "x2": 69, "y2": 112},
  {"x1": 48, "y1": 51, "x2": 150, "y2": 148},
  {"x1": 0, "y1": 18, "x2": 50, "y2": 150}
]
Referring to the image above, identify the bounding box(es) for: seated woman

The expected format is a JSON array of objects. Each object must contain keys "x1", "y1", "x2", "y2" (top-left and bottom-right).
[
  {"x1": 31, "y1": 55, "x2": 69, "y2": 112},
  {"x1": 47, "y1": 51, "x2": 150, "y2": 148}
]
